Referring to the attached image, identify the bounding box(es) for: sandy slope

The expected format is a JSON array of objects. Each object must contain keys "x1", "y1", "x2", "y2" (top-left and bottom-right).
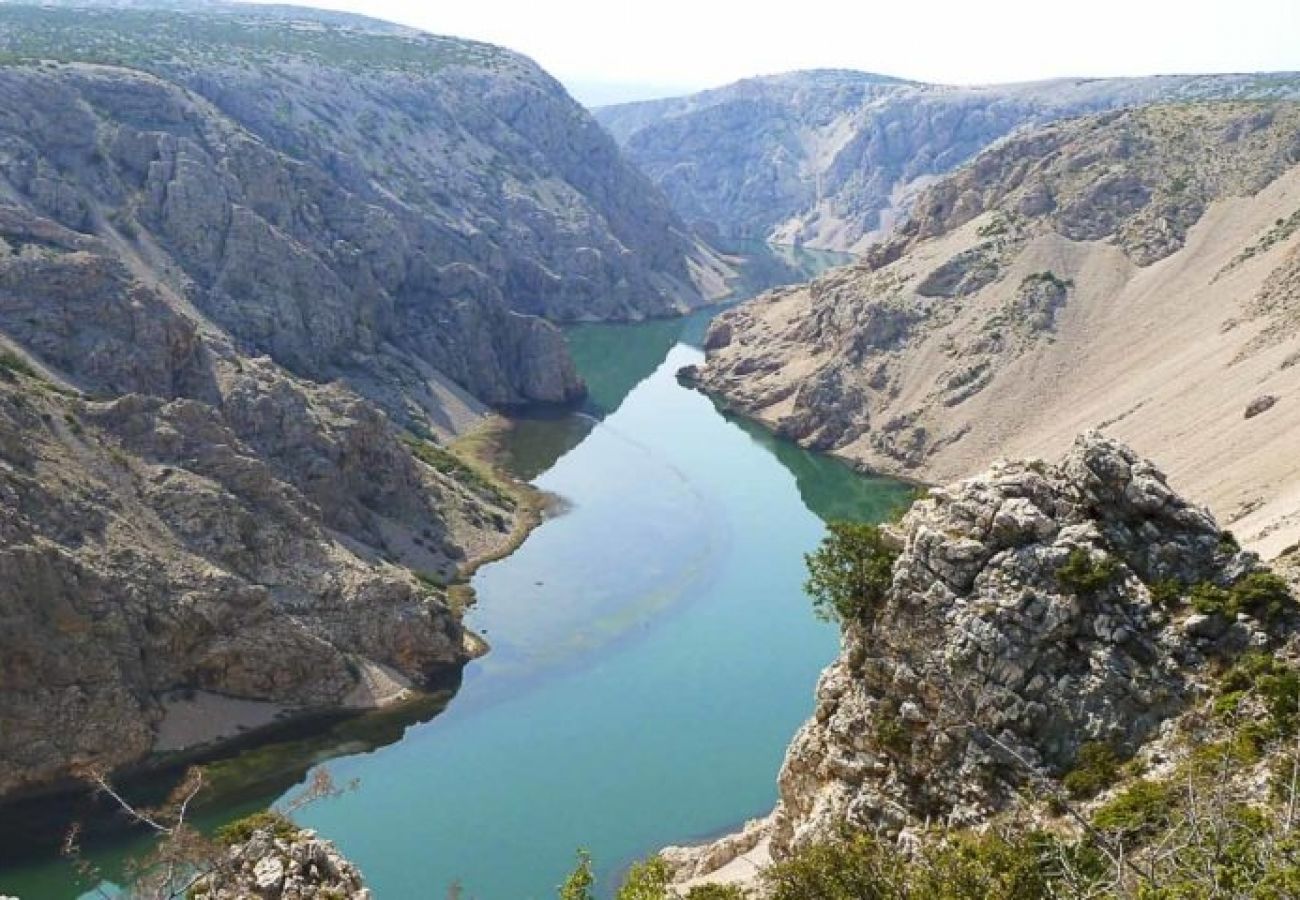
[{"x1": 698, "y1": 108, "x2": 1300, "y2": 557}]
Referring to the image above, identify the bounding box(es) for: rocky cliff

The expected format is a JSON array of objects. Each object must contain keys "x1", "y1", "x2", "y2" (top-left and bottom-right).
[
  {"x1": 667, "y1": 434, "x2": 1299, "y2": 887},
  {"x1": 694, "y1": 103, "x2": 1300, "y2": 556},
  {"x1": 596, "y1": 70, "x2": 1300, "y2": 252},
  {"x1": 0, "y1": 0, "x2": 723, "y2": 801}
]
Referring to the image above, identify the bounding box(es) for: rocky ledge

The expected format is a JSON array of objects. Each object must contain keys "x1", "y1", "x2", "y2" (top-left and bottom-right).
[
  {"x1": 667, "y1": 432, "x2": 1294, "y2": 882},
  {"x1": 192, "y1": 825, "x2": 370, "y2": 900}
]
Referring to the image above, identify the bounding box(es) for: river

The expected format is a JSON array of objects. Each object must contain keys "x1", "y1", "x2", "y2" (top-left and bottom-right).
[{"x1": 0, "y1": 244, "x2": 911, "y2": 899}]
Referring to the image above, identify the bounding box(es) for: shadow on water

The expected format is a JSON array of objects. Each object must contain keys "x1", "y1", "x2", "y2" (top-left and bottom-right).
[
  {"x1": 0, "y1": 686, "x2": 461, "y2": 897},
  {"x1": 0, "y1": 241, "x2": 861, "y2": 898},
  {"x1": 721, "y1": 411, "x2": 917, "y2": 524}
]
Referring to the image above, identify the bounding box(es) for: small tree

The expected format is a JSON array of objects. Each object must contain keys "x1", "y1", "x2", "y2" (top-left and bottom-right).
[
  {"x1": 559, "y1": 849, "x2": 595, "y2": 900},
  {"x1": 804, "y1": 521, "x2": 898, "y2": 625}
]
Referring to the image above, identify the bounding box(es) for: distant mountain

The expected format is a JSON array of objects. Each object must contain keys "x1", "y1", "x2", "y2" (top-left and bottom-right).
[
  {"x1": 596, "y1": 69, "x2": 1300, "y2": 251},
  {"x1": 693, "y1": 102, "x2": 1300, "y2": 556}
]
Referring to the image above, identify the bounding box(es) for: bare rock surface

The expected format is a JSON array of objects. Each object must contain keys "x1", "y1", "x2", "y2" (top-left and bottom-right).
[
  {"x1": 192, "y1": 825, "x2": 371, "y2": 900},
  {"x1": 597, "y1": 69, "x2": 1300, "y2": 252},
  {"x1": 668, "y1": 434, "x2": 1292, "y2": 888},
  {"x1": 696, "y1": 104, "x2": 1300, "y2": 556}
]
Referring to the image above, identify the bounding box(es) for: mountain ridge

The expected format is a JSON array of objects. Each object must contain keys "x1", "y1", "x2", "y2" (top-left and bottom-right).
[{"x1": 596, "y1": 68, "x2": 1300, "y2": 252}]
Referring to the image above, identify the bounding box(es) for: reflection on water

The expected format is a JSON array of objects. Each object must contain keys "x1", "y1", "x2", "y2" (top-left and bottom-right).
[{"x1": 0, "y1": 242, "x2": 866, "y2": 899}]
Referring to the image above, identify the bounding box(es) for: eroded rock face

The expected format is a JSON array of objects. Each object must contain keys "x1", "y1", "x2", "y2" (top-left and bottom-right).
[
  {"x1": 597, "y1": 70, "x2": 1300, "y2": 253},
  {"x1": 769, "y1": 433, "x2": 1272, "y2": 855},
  {"x1": 192, "y1": 826, "x2": 371, "y2": 900},
  {"x1": 694, "y1": 102, "x2": 1300, "y2": 554},
  {"x1": 0, "y1": 4, "x2": 723, "y2": 799},
  {"x1": 0, "y1": 354, "x2": 506, "y2": 797}
]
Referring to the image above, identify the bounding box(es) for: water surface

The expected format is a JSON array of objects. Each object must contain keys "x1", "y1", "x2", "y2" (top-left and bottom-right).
[{"x1": 0, "y1": 244, "x2": 911, "y2": 899}]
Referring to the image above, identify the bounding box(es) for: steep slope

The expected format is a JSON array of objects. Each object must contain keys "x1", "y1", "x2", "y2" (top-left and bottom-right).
[
  {"x1": 694, "y1": 103, "x2": 1300, "y2": 557},
  {"x1": 0, "y1": 0, "x2": 726, "y2": 801},
  {"x1": 596, "y1": 70, "x2": 1300, "y2": 251},
  {"x1": 666, "y1": 435, "x2": 1299, "y2": 889}
]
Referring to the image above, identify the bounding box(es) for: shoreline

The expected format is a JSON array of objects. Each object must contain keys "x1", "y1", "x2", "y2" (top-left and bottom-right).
[{"x1": 0, "y1": 411, "x2": 558, "y2": 856}]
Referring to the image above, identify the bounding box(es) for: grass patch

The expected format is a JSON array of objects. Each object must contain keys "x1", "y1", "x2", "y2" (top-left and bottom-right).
[{"x1": 400, "y1": 433, "x2": 516, "y2": 510}]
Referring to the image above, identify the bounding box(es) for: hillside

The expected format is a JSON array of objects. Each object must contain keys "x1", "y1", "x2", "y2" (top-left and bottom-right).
[
  {"x1": 0, "y1": 0, "x2": 724, "y2": 801},
  {"x1": 692, "y1": 103, "x2": 1300, "y2": 557},
  {"x1": 664, "y1": 435, "x2": 1300, "y2": 896},
  {"x1": 596, "y1": 70, "x2": 1300, "y2": 252}
]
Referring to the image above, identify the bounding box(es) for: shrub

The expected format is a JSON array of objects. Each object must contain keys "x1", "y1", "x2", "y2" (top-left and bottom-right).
[
  {"x1": 804, "y1": 521, "x2": 899, "y2": 624},
  {"x1": 1218, "y1": 652, "x2": 1300, "y2": 740},
  {"x1": 615, "y1": 857, "x2": 670, "y2": 900},
  {"x1": 1148, "y1": 578, "x2": 1185, "y2": 607},
  {"x1": 0, "y1": 350, "x2": 36, "y2": 378},
  {"x1": 1062, "y1": 741, "x2": 1121, "y2": 799},
  {"x1": 1092, "y1": 779, "x2": 1176, "y2": 840},
  {"x1": 873, "y1": 710, "x2": 911, "y2": 756},
  {"x1": 214, "y1": 810, "x2": 297, "y2": 846},
  {"x1": 1057, "y1": 548, "x2": 1120, "y2": 595},
  {"x1": 683, "y1": 886, "x2": 746, "y2": 899},
  {"x1": 762, "y1": 828, "x2": 1076, "y2": 900},
  {"x1": 1189, "y1": 580, "x2": 1232, "y2": 616},
  {"x1": 1230, "y1": 571, "x2": 1295, "y2": 625},
  {"x1": 559, "y1": 849, "x2": 595, "y2": 900},
  {"x1": 1190, "y1": 572, "x2": 1295, "y2": 625}
]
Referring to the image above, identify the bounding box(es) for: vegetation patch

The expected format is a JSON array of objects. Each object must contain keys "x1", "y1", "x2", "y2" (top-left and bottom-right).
[
  {"x1": 1056, "y1": 548, "x2": 1120, "y2": 595},
  {"x1": 401, "y1": 433, "x2": 516, "y2": 510},
  {"x1": 1062, "y1": 741, "x2": 1122, "y2": 799},
  {"x1": 1189, "y1": 570, "x2": 1294, "y2": 625},
  {"x1": 804, "y1": 521, "x2": 899, "y2": 624},
  {"x1": 214, "y1": 810, "x2": 297, "y2": 847}
]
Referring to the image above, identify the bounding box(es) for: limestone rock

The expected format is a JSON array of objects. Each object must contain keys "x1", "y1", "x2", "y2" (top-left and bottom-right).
[
  {"x1": 192, "y1": 826, "x2": 371, "y2": 900},
  {"x1": 694, "y1": 103, "x2": 1300, "y2": 555},
  {"x1": 597, "y1": 70, "x2": 1300, "y2": 253},
  {"x1": 767, "y1": 433, "x2": 1285, "y2": 855}
]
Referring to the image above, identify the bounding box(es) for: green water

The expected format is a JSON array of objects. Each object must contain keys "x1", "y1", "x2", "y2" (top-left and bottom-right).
[{"x1": 0, "y1": 244, "x2": 911, "y2": 899}]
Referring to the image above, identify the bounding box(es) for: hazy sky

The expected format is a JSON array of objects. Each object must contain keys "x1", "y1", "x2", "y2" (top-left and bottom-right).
[{"x1": 248, "y1": 0, "x2": 1300, "y2": 104}]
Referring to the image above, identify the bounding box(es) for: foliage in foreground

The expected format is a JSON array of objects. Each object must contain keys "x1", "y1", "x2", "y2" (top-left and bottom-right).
[{"x1": 804, "y1": 521, "x2": 899, "y2": 624}]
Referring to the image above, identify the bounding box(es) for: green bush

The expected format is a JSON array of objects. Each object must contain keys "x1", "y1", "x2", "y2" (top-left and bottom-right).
[
  {"x1": 1190, "y1": 572, "x2": 1295, "y2": 625},
  {"x1": 762, "y1": 828, "x2": 1076, "y2": 900},
  {"x1": 214, "y1": 810, "x2": 297, "y2": 846},
  {"x1": 683, "y1": 886, "x2": 746, "y2": 899},
  {"x1": 1092, "y1": 779, "x2": 1176, "y2": 840},
  {"x1": 605, "y1": 855, "x2": 747, "y2": 900},
  {"x1": 1148, "y1": 578, "x2": 1185, "y2": 607},
  {"x1": 0, "y1": 350, "x2": 36, "y2": 379},
  {"x1": 1057, "y1": 548, "x2": 1120, "y2": 595},
  {"x1": 1062, "y1": 741, "x2": 1121, "y2": 799},
  {"x1": 1189, "y1": 580, "x2": 1232, "y2": 616},
  {"x1": 1218, "y1": 652, "x2": 1300, "y2": 740},
  {"x1": 558, "y1": 849, "x2": 595, "y2": 900},
  {"x1": 615, "y1": 857, "x2": 670, "y2": 900},
  {"x1": 1230, "y1": 571, "x2": 1295, "y2": 625},
  {"x1": 804, "y1": 521, "x2": 899, "y2": 624}
]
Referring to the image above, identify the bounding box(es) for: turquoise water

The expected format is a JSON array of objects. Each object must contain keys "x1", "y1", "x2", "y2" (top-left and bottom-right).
[
  {"x1": 285, "y1": 327, "x2": 910, "y2": 896},
  {"x1": 0, "y1": 245, "x2": 912, "y2": 899}
]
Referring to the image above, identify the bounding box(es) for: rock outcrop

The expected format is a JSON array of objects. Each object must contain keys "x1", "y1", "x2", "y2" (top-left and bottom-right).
[
  {"x1": 772, "y1": 433, "x2": 1266, "y2": 852},
  {"x1": 695, "y1": 103, "x2": 1300, "y2": 555},
  {"x1": 193, "y1": 825, "x2": 371, "y2": 900},
  {"x1": 596, "y1": 70, "x2": 1300, "y2": 252},
  {"x1": 669, "y1": 434, "x2": 1294, "y2": 885}
]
